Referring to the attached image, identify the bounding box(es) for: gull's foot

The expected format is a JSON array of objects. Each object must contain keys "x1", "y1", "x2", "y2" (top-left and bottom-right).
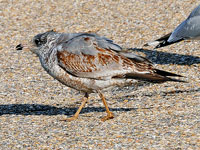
[
  {"x1": 60, "y1": 116, "x2": 78, "y2": 121},
  {"x1": 101, "y1": 112, "x2": 114, "y2": 121}
]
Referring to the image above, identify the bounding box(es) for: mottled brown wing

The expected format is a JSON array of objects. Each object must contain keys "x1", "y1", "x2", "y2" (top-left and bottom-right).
[
  {"x1": 57, "y1": 50, "x2": 157, "y2": 80},
  {"x1": 56, "y1": 34, "x2": 155, "y2": 80},
  {"x1": 58, "y1": 49, "x2": 126, "y2": 79}
]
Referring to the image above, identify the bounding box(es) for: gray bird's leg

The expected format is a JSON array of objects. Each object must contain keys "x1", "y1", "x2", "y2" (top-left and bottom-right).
[
  {"x1": 61, "y1": 93, "x2": 89, "y2": 121},
  {"x1": 98, "y1": 91, "x2": 114, "y2": 121}
]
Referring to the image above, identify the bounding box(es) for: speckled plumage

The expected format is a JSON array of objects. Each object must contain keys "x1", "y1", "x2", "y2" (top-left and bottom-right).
[{"x1": 17, "y1": 31, "x2": 184, "y2": 121}]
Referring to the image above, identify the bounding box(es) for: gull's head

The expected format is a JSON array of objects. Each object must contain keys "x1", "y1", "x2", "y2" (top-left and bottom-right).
[
  {"x1": 16, "y1": 30, "x2": 58, "y2": 56},
  {"x1": 33, "y1": 30, "x2": 56, "y2": 48}
]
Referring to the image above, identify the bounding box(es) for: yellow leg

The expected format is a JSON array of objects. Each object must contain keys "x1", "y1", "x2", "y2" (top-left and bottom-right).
[
  {"x1": 60, "y1": 93, "x2": 88, "y2": 121},
  {"x1": 98, "y1": 91, "x2": 114, "y2": 121}
]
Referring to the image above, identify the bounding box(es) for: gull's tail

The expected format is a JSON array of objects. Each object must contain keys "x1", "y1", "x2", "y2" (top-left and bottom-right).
[
  {"x1": 144, "y1": 32, "x2": 183, "y2": 49},
  {"x1": 125, "y1": 69, "x2": 186, "y2": 83}
]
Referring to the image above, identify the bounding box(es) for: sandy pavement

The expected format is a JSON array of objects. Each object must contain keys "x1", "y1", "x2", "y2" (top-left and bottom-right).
[{"x1": 0, "y1": 0, "x2": 199, "y2": 149}]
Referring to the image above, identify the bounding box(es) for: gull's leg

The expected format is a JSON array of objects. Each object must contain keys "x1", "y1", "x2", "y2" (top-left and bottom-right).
[
  {"x1": 98, "y1": 91, "x2": 114, "y2": 121},
  {"x1": 61, "y1": 93, "x2": 89, "y2": 121}
]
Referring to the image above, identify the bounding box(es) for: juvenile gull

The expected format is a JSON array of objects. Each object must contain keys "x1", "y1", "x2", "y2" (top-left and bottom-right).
[
  {"x1": 144, "y1": 4, "x2": 200, "y2": 49},
  {"x1": 16, "y1": 31, "x2": 184, "y2": 121}
]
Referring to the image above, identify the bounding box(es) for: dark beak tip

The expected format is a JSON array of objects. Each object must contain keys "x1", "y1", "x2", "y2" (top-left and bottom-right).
[{"x1": 16, "y1": 44, "x2": 23, "y2": 50}]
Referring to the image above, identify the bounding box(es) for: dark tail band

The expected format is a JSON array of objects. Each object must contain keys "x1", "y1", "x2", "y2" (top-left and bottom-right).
[
  {"x1": 155, "y1": 38, "x2": 183, "y2": 49},
  {"x1": 144, "y1": 32, "x2": 184, "y2": 49}
]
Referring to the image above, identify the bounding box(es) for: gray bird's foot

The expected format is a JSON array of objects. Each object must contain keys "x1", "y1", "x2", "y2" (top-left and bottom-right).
[{"x1": 101, "y1": 112, "x2": 114, "y2": 121}]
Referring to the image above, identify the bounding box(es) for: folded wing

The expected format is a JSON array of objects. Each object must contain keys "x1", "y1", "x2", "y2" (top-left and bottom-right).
[{"x1": 56, "y1": 33, "x2": 184, "y2": 82}]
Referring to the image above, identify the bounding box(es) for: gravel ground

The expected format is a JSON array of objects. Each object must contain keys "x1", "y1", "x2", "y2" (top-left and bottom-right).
[{"x1": 0, "y1": 0, "x2": 200, "y2": 149}]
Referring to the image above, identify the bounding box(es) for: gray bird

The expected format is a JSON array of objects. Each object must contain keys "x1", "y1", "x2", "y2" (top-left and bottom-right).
[
  {"x1": 144, "y1": 4, "x2": 200, "y2": 49},
  {"x1": 16, "y1": 31, "x2": 184, "y2": 121}
]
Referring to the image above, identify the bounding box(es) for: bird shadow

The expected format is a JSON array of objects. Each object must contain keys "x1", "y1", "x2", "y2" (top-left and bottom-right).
[
  {"x1": 2, "y1": 88, "x2": 198, "y2": 116},
  {"x1": 0, "y1": 104, "x2": 142, "y2": 116},
  {"x1": 129, "y1": 48, "x2": 200, "y2": 65},
  {"x1": 119, "y1": 87, "x2": 200, "y2": 100}
]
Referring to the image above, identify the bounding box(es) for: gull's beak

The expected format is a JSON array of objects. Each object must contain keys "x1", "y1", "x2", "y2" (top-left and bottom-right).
[
  {"x1": 16, "y1": 41, "x2": 34, "y2": 51},
  {"x1": 16, "y1": 44, "x2": 24, "y2": 50}
]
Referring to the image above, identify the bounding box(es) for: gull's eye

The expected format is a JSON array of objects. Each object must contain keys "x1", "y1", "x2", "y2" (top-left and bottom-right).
[{"x1": 34, "y1": 39, "x2": 41, "y2": 46}]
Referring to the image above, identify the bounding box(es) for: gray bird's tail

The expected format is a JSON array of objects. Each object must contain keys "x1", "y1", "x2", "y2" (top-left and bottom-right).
[
  {"x1": 125, "y1": 69, "x2": 185, "y2": 83},
  {"x1": 144, "y1": 33, "x2": 183, "y2": 49}
]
